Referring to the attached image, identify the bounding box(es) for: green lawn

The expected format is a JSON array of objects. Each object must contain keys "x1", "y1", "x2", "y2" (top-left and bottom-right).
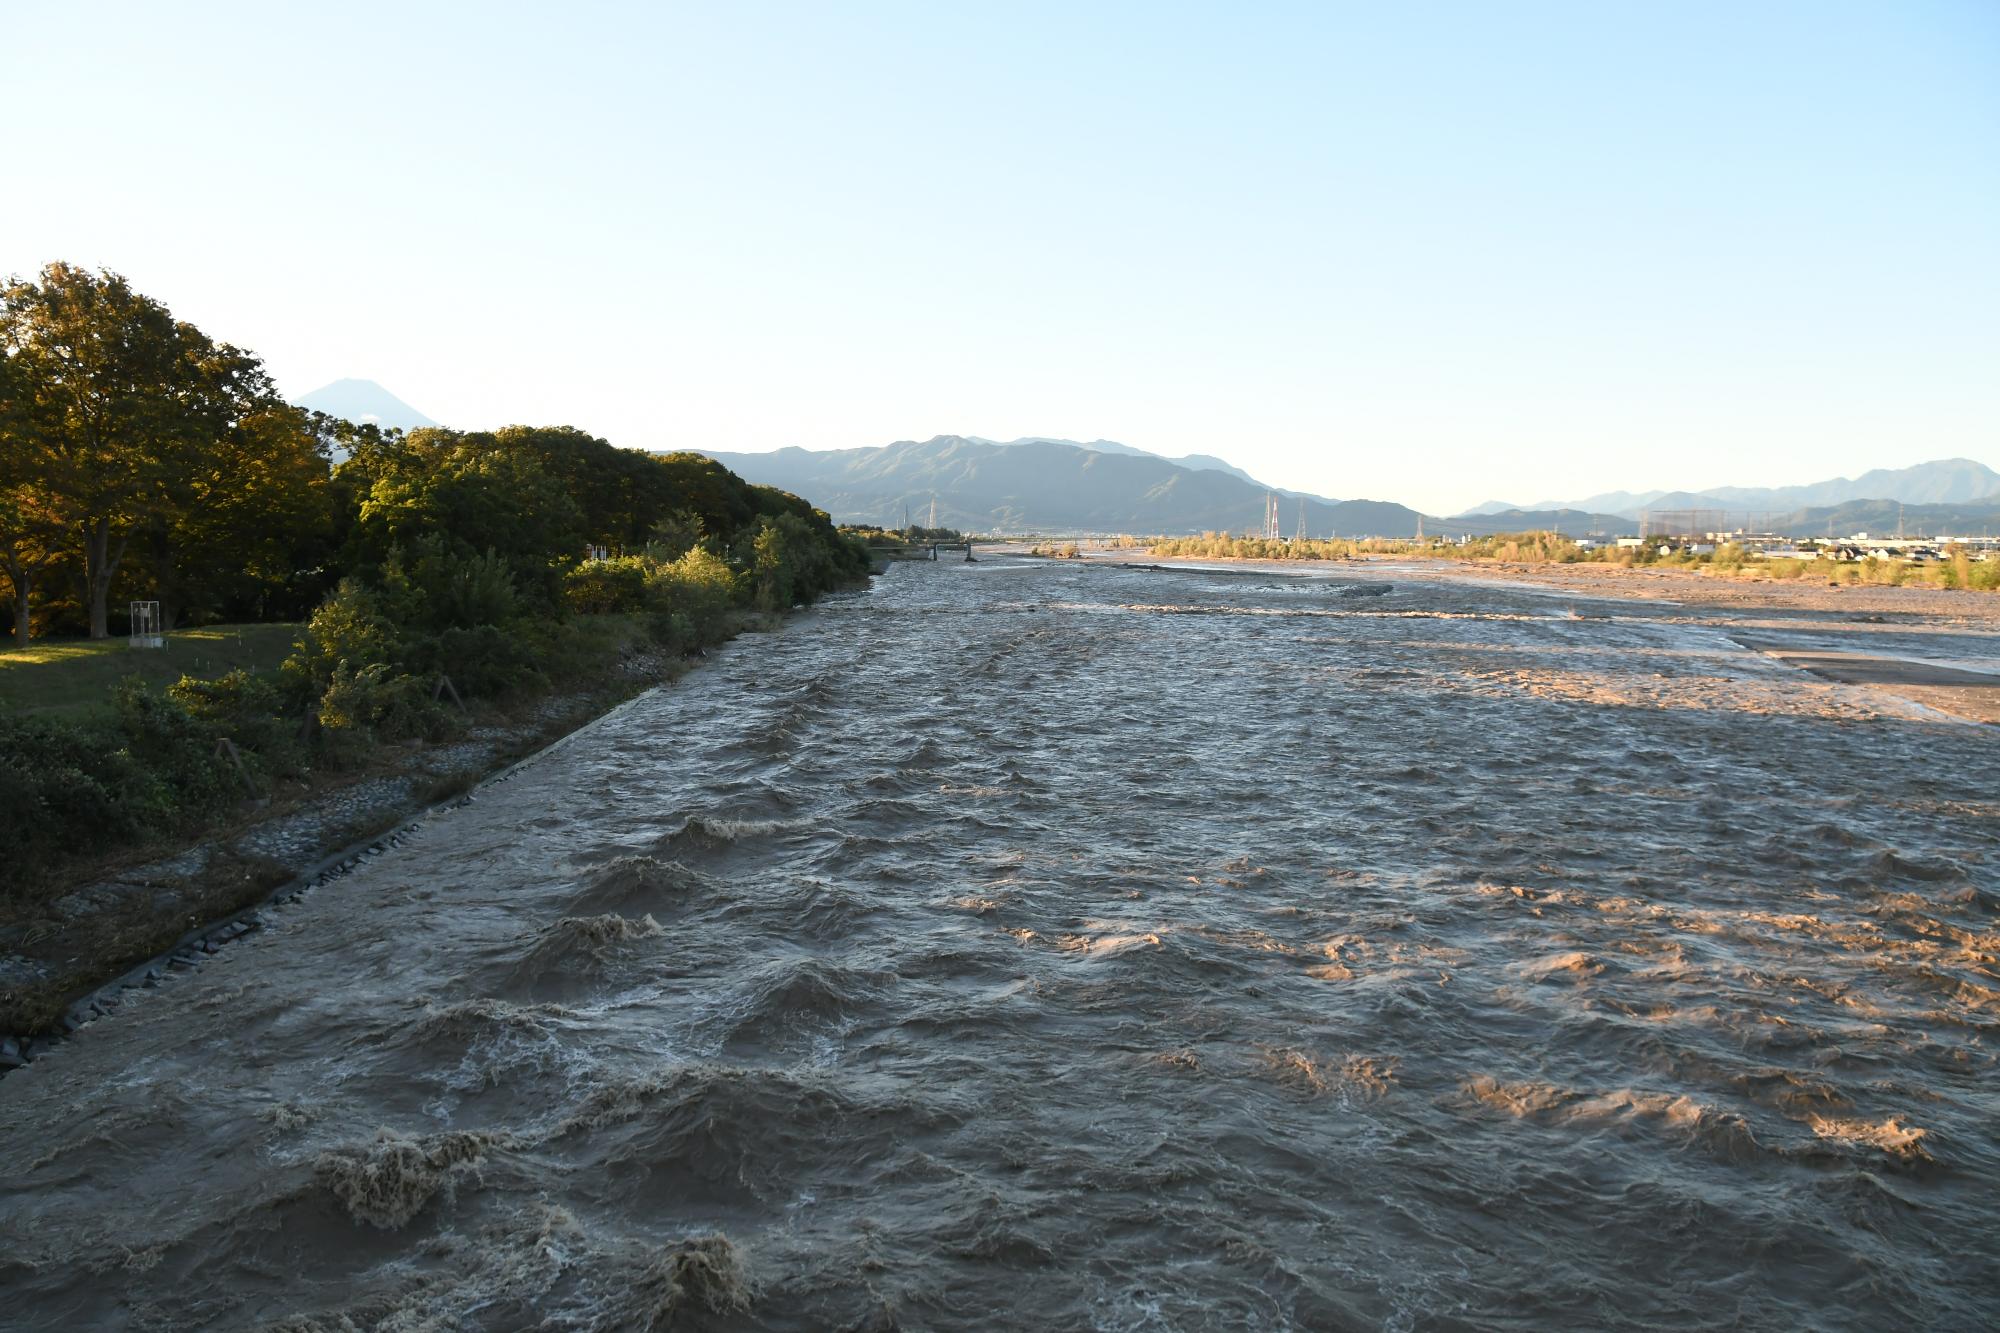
[{"x1": 0, "y1": 622, "x2": 302, "y2": 717}]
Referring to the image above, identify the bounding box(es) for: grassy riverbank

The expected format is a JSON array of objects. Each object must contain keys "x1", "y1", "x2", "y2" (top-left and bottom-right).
[
  {"x1": 3, "y1": 440, "x2": 873, "y2": 1040},
  {"x1": 0, "y1": 605, "x2": 803, "y2": 1039},
  {"x1": 1, "y1": 528, "x2": 870, "y2": 1040},
  {"x1": 0, "y1": 624, "x2": 301, "y2": 717},
  {"x1": 3, "y1": 269, "x2": 882, "y2": 1043}
]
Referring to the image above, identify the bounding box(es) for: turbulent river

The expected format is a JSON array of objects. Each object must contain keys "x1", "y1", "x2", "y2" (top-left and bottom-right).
[{"x1": 3, "y1": 558, "x2": 1997, "y2": 1330}]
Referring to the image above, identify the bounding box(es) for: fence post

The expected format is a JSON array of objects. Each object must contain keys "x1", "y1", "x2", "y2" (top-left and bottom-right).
[
  {"x1": 214, "y1": 738, "x2": 259, "y2": 796},
  {"x1": 434, "y1": 675, "x2": 466, "y2": 710}
]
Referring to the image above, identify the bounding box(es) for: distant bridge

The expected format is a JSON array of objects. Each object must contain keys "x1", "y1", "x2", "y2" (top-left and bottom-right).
[{"x1": 872, "y1": 541, "x2": 976, "y2": 563}]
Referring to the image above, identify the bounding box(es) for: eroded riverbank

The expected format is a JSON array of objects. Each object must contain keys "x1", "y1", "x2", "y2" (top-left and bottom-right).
[{"x1": 2, "y1": 558, "x2": 1995, "y2": 1329}]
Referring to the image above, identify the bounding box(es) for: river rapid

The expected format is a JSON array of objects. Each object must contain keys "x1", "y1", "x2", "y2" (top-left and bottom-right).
[{"x1": 3, "y1": 557, "x2": 1996, "y2": 1330}]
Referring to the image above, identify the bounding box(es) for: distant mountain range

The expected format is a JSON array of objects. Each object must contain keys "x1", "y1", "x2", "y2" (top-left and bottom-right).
[
  {"x1": 1764, "y1": 497, "x2": 2000, "y2": 537},
  {"x1": 1465, "y1": 458, "x2": 2000, "y2": 521},
  {"x1": 706, "y1": 436, "x2": 2000, "y2": 538},
  {"x1": 280, "y1": 391, "x2": 1996, "y2": 539},
  {"x1": 293, "y1": 379, "x2": 438, "y2": 432},
  {"x1": 702, "y1": 436, "x2": 1419, "y2": 536},
  {"x1": 1441, "y1": 507, "x2": 1636, "y2": 536},
  {"x1": 964, "y1": 437, "x2": 1341, "y2": 506}
]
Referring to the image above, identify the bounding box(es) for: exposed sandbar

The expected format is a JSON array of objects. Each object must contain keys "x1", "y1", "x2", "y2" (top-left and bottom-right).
[{"x1": 1087, "y1": 549, "x2": 2000, "y2": 723}]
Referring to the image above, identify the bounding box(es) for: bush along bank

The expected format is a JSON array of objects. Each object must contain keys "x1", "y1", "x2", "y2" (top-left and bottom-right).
[
  {"x1": 1144, "y1": 531, "x2": 2000, "y2": 589},
  {"x1": 0, "y1": 428, "x2": 871, "y2": 1036}
]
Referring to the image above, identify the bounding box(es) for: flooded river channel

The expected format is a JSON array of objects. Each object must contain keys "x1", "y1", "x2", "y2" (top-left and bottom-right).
[{"x1": 3, "y1": 557, "x2": 1996, "y2": 1329}]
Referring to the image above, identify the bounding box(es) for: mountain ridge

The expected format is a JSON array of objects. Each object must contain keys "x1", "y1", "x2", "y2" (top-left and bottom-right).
[
  {"x1": 703, "y1": 435, "x2": 2000, "y2": 538},
  {"x1": 700, "y1": 436, "x2": 1420, "y2": 536},
  {"x1": 967, "y1": 435, "x2": 1339, "y2": 504},
  {"x1": 1520, "y1": 458, "x2": 2000, "y2": 519}
]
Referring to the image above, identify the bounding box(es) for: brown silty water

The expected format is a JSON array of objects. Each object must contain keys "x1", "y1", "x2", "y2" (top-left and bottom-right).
[{"x1": 2, "y1": 558, "x2": 1996, "y2": 1330}]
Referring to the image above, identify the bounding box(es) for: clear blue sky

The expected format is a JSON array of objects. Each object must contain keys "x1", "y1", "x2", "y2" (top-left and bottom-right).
[{"x1": 6, "y1": 1, "x2": 1995, "y2": 512}]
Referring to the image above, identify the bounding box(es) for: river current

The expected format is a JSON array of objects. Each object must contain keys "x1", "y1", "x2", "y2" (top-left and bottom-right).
[{"x1": 3, "y1": 558, "x2": 1996, "y2": 1330}]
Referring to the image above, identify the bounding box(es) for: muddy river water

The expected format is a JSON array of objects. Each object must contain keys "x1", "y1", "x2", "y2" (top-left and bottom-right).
[{"x1": 2, "y1": 558, "x2": 1996, "y2": 1330}]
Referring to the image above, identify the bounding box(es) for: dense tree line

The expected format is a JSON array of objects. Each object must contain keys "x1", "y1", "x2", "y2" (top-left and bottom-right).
[
  {"x1": 0, "y1": 264, "x2": 334, "y2": 642},
  {"x1": 0, "y1": 263, "x2": 871, "y2": 890},
  {"x1": 0, "y1": 263, "x2": 867, "y2": 648},
  {"x1": 1148, "y1": 532, "x2": 1580, "y2": 562},
  {"x1": 840, "y1": 524, "x2": 966, "y2": 544}
]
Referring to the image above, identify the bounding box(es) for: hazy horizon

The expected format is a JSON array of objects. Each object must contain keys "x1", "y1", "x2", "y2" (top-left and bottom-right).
[{"x1": 7, "y1": 1, "x2": 1996, "y2": 513}]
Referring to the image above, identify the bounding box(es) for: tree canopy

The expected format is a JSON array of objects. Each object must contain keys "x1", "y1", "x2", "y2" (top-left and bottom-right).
[
  {"x1": 0, "y1": 263, "x2": 323, "y2": 637},
  {"x1": 0, "y1": 262, "x2": 867, "y2": 648}
]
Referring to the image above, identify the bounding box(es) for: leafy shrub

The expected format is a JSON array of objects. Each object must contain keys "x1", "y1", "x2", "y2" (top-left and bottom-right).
[
  {"x1": 646, "y1": 509, "x2": 703, "y2": 561},
  {"x1": 317, "y1": 662, "x2": 453, "y2": 741},
  {"x1": 168, "y1": 667, "x2": 279, "y2": 723},
  {"x1": 283, "y1": 577, "x2": 401, "y2": 704},
  {"x1": 745, "y1": 512, "x2": 869, "y2": 606},
  {"x1": 646, "y1": 611, "x2": 696, "y2": 653},
  {"x1": 0, "y1": 679, "x2": 297, "y2": 887},
  {"x1": 0, "y1": 715, "x2": 148, "y2": 886},
  {"x1": 564, "y1": 558, "x2": 648, "y2": 614},
  {"x1": 110, "y1": 678, "x2": 241, "y2": 824},
  {"x1": 405, "y1": 624, "x2": 548, "y2": 699},
  {"x1": 168, "y1": 668, "x2": 306, "y2": 778},
  {"x1": 645, "y1": 548, "x2": 739, "y2": 639},
  {"x1": 1940, "y1": 550, "x2": 2000, "y2": 591},
  {"x1": 407, "y1": 540, "x2": 520, "y2": 630}
]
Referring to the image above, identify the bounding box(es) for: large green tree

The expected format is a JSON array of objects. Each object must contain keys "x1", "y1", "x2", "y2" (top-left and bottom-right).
[
  {"x1": 0, "y1": 483, "x2": 67, "y2": 650},
  {"x1": 349, "y1": 428, "x2": 587, "y2": 587},
  {"x1": 0, "y1": 328, "x2": 65, "y2": 648},
  {"x1": 0, "y1": 263, "x2": 291, "y2": 637},
  {"x1": 138, "y1": 402, "x2": 333, "y2": 626}
]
